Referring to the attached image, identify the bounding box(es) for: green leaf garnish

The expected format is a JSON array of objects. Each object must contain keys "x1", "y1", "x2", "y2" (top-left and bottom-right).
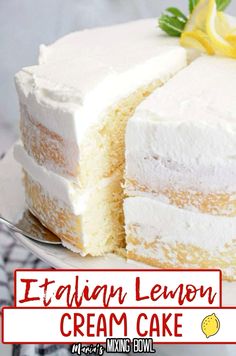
[
  {"x1": 158, "y1": 7, "x2": 187, "y2": 37},
  {"x1": 158, "y1": 0, "x2": 232, "y2": 37},
  {"x1": 159, "y1": 15, "x2": 186, "y2": 37},
  {"x1": 189, "y1": 0, "x2": 199, "y2": 13},
  {"x1": 216, "y1": 0, "x2": 231, "y2": 11},
  {"x1": 166, "y1": 7, "x2": 188, "y2": 21}
]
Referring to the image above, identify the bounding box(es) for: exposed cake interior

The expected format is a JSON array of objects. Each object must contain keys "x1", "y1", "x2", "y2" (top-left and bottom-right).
[
  {"x1": 18, "y1": 80, "x2": 164, "y2": 255},
  {"x1": 15, "y1": 79, "x2": 177, "y2": 255}
]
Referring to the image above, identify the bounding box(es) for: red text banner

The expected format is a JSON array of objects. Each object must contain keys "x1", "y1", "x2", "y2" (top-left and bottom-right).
[
  {"x1": 14, "y1": 269, "x2": 221, "y2": 308},
  {"x1": 2, "y1": 307, "x2": 235, "y2": 344}
]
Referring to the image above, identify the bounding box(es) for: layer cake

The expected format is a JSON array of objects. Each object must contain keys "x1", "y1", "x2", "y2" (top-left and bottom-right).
[
  {"x1": 14, "y1": 17, "x2": 236, "y2": 280},
  {"x1": 14, "y1": 19, "x2": 187, "y2": 255}
]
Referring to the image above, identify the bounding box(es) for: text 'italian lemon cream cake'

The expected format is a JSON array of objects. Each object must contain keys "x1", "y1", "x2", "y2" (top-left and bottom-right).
[
  {"x1": 14, "y1": 19, "x2": 187, "y2": 255},
  {"x1": 124, "y1": 55, "x2": 236, "y2": 280}
]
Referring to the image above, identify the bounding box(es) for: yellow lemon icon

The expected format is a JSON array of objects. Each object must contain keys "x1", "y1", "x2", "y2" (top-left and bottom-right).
[{"x1": 201, "y1": 313, "x2": 220, "y2": 338}]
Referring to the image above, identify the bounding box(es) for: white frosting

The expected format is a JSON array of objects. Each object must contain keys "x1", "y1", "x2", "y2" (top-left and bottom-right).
[
  {"x1": 15, "y1": 19, "x2": 187, "y2": 143},
  {"x1": 124, "y1": 196, "x2": 236, "y2": 250},
  {"x1": 14, "y1": 144, "x2": 118, "y2": 215},
  {"x1": 136, "y1": 55, "x2": 236, "y2": 125},
  {"x1": 126, "y1": 56, "x2": 236, "y2": 194}
]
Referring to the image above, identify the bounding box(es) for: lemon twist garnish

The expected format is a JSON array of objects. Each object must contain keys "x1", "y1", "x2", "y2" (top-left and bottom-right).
[
  {"x1": 159, "y1": 0, "x2": 231, "y2": 39},
  {"x1": 180, "y1": 0, "x2": 236, "y2": 58},
  {"x1": 201, "y1": 313, "x2": 220, "y2": 338},
  {"x1": 206, "y1": 0, "x2": 236, "y2": 57},
  {"x1": 180, "y1": 30, "x2": 215, "y2": 54},
  {"x1": 226, "y1": 31, "x2": 236, "y2": 46}
]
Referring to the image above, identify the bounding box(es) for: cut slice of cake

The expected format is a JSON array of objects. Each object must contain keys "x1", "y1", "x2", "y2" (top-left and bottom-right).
[
  {"x1": 124, "y1": 55, "x2": 236, "y2": 280},
  {"x1": 14, "y1": 19, "x2": 187, "y2": 255}
]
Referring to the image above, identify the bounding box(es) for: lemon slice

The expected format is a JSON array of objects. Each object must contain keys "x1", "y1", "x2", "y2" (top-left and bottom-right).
[
  {"x1": 184, "y1": 0, "x2": 210, "y2": 32},
  {"x1": 180, "y1": 30, "x2": 215, "y2": 54},
  {"x1": 225, "y1": 29, "x2": 236, "y2": 47},
  {"x1": 216, "y1": 12, "x2": 232, "y2": 36},
  {"x1": 180, "y1": 0, "x2": 236, "y2": 59},
  {"x1": 206, "y1": 0, "x2": 236, "y2": 58}
]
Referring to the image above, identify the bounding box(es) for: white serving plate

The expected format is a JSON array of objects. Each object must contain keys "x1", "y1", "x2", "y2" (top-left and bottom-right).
[{"x1": 0, "y1": 148, "x2": 236, "y2": 307}]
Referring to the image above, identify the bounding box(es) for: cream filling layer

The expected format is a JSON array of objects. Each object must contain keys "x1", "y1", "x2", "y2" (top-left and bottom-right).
[
  {"x1": 14, "y1": 144, "x2": 118, "y2": 215},
  {"x1": 124, "y1": 196, "x2": 236, "y2": 251},
  {"x1": 125, "y1": 116, "x2": 236, "y2": 193}
]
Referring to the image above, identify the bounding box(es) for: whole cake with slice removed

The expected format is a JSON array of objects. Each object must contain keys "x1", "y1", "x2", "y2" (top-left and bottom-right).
[
  {"x1": 13, "y1": 2, "x2": 236, "y2": 280},
  {"x1": 14, "y1": 19, "x2": 187, "y2": 256}
]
